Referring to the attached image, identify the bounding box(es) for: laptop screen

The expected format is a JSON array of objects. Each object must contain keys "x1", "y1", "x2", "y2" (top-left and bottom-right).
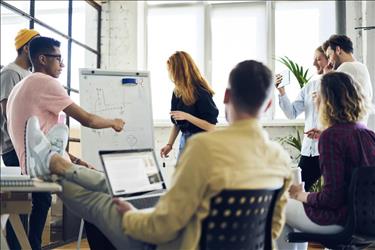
[{"x1": 101, "y1": 150, "x2": 164, "y2": 196}]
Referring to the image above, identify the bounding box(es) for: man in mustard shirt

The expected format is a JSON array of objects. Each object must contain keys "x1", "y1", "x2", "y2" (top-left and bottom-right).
[{"x1": 24, "y1": 60, "x2": 292, "y2": 249}]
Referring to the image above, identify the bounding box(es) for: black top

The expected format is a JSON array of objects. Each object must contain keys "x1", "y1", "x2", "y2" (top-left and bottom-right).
[{"x1": 170, "y1": 86, "x2": 219, "y2": 134}]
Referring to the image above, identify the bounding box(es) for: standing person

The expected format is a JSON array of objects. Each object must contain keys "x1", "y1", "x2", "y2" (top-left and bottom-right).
[
  {"x1": 23, "y1": 60, "x2": 292, "y2": 250},
  {"x1": 275, "y1": 46, "x2": 328, "y2": 191},
  {"x1": 277, "y1": 72, "x2": 375, "y2": 250},
  {"x1": 6, "y1": 36, "x2": 125, "y2": 250},
  {"x1": 322, "y1": 34, "x2": 373, "y2": 121},
  {"x1": 160, "y1": 51, "x2": 219, "y2": 159},
  {"x1": 0, "y1": 28, "x2": 40, "y2": 250}
]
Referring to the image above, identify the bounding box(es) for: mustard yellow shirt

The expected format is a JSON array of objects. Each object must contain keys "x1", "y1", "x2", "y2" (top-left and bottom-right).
[{"x1": 123, "y1": 119, "x2": 292, "y2": 250}]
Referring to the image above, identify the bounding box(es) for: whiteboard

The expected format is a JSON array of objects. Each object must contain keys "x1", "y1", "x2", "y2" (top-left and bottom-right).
[{"x1": 79, "y1": 69, "x2": 154, "y2": 169}]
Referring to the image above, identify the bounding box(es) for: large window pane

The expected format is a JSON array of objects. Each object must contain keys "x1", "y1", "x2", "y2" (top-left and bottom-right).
[
  {"x1": 34, "y1": 0, "x2": 68, "y2": 34},
  {"x1": 147, "y1": 6, "x2": 204, "y2": 121},
  {"x1": 72, "y1": 1, "x2": 98, "y2": 49},
  {"x1": 211, "y1": 3, "x2": 267, "y2": 121},
  {"x1": 3, "y1": 0, "x2": 30, "y2": 14},
  {"x1": 1, "y1": 8, "x2": 29, "y2": 66},
  {"x1": 70, "y1": 44, "x2": 97, "y2": 128},
  {"x1": 274, "y1": 1, "x2": 335, "y2": 119}
]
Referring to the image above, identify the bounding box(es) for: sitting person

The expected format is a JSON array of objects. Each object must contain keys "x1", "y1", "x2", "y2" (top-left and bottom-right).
[
  {"x1": 24, "y1": 60, "x2": 292, "y2": 249},
  {"x1": 277, "y1": 72, "x2": 375, "y2": 250}
]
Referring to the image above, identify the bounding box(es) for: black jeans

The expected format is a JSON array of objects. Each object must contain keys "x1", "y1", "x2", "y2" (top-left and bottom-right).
[
  {"x1": 298, "y1": 155, "x2": 321, "y2": 191},
  {"x1": 2, "y1": 149, "x2": 52, "y2": 250}
]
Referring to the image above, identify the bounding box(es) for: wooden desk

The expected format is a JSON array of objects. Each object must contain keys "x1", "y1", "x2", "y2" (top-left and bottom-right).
[{"x1": 0, "y1": 181, "x2": 62, "y2": 250}]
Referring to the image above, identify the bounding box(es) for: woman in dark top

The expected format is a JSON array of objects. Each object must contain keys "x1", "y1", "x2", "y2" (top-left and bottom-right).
[
  {"x1": 160, "y1": 51, "x2": 218, "y2": 158},
  {"x1": 277, "y1": 72, "x2": 375, "y2": 250}
]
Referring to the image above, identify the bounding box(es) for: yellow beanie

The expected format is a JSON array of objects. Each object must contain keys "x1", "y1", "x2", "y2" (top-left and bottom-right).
[{"x1": 15, "y1": 29, "x2": 40, "y2": 50}]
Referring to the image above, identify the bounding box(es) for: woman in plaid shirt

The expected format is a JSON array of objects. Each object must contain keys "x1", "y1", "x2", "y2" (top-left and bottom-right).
[{"x1": 278, "y1": 72, "x2": 375, "y2": 250}]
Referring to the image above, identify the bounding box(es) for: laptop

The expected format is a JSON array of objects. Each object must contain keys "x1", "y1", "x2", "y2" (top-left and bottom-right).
[{"x1": 99, "y1": 149, "x2": 167, "y2": 209}]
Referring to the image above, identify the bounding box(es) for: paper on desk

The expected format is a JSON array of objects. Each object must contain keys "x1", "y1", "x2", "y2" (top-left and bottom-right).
[{"x1": 0, "y1": 166, "x2": 22, "y2": 176}]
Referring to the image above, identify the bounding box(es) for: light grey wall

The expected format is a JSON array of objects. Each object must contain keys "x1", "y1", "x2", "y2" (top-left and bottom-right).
[{"x1": 346, "y1": 0, "x2": 375, "y2": 130}]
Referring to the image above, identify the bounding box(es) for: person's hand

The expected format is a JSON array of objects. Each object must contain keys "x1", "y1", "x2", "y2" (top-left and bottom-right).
[
  {"x1": 160, "y1": 144, "x2": 172, "y2": 158},
  {"x1": 84, "y1": 162, "x2": 96, "y2": 170},
  {"x1": 274, "y1": 74, "x2": 286, "y2": 96},
  {"x1": 323, "y1": 61, "x2": 334, "y2": 74},
  {"x1": 112, "y1": 118, "x2": 125, "y2": 132},
  {"x1": 112, "y1": 198, "x2": 136, "y2": 215},
  {"x1": 304, "y1": 128, "x2": 321, "y2": 139},
  {"x1": 77, "y1": 159, "x2": 96, "y2": 170},
  {"x1": 170, "y1": 111, "x2": 191, "y2": 121},
  {"x1": 289, "y1": 183, "x2": 308, "y2": 202},
  {"x1": 275, "y1": 74, "x2": 283, "y2": 86}
]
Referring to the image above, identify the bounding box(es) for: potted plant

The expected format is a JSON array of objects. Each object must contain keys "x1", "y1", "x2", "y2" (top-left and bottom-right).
[{"x1": 277, "y1": 56, "x2": 312, "y2": 88}]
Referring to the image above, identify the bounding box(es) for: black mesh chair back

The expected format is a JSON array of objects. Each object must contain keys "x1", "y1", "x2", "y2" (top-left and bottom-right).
[
  {"x1": 351, "y1": 166, "x2": 375, "y2": 237},
  {"x1": 287, "y1": 166, "x2": 375, "y2": 249},
  {"x1": 200, "y1": 188, "x2": 282, "y2": 250}
]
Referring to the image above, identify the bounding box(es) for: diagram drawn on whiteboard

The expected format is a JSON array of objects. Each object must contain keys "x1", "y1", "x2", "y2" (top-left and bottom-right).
[{"x1": 79, "y1": 69, "x2": 154, "y2": 170}]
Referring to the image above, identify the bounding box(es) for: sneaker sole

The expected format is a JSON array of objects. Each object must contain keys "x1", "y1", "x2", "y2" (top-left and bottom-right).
[
  {"x1": 24, "y1": 118, "x2": 30, "y2": 175},
  {"x1": 25, "y1": 117, "x2": 34, "y2": 176}
]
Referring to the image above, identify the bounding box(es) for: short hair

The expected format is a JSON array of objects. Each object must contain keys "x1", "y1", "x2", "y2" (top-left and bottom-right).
[
  {"x1": 228, "y1": 60, "x2": 272, "y2": 115},
  {"x1": 29, "y1": 36, "x2": 61, "y2": 66},
  {"x1": 322, "y1": 34, "x2": 353, "y2": 53},
  {"x1": 319, "y1": 72, "x2": 369, "y2": 127}
]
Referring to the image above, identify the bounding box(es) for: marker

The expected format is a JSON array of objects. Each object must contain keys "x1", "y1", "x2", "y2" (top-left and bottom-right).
[{"x1": 122, "y1": 78, "x2": 137, "y2": 85}]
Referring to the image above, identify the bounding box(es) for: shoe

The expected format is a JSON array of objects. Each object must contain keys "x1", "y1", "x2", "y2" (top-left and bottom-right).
[
  {"x1": 25, "y1": 116, "x2": 56, "y2": 178},
  {"x1": 46, "y1": 123, "x2": 69, "y2": 155}
]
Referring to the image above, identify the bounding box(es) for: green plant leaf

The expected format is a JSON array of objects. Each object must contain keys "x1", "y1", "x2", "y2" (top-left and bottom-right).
[{"x1": 276, "y1": 56, "x2": 312, "y2": 88}]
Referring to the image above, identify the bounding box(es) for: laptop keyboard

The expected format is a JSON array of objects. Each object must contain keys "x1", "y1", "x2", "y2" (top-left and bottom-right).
[{"x1": 128, "y1": 195, "x2": 161, "y2": 209}]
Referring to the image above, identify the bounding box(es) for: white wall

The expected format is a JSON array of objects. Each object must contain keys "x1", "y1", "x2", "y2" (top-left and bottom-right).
[
  {"x1": 346, "y1": 0, "x2": 375, "y2": 130},
  {"x1": 101, "y1": 1, "x2": 138, "y2": 70}
]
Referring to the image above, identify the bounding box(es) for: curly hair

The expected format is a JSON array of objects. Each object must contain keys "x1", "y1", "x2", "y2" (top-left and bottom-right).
[
  {"x1": 167, "y1": 51, "x2": 214, "y2": 105},
  {"x1": 319, "y1": 72, "x2": 369, "y2": 128}
]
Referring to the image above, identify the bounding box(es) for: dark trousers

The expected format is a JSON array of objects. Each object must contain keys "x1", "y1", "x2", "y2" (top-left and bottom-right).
[
  {"x1": 298, "y1": 155, "x2": 321, "y2": 191},
  {"x1": 2, "y1": 149, "x2": 52, "y2": 250},
  {"x1": 85, "y1": 221, "x2": 116, "y2": 250}
]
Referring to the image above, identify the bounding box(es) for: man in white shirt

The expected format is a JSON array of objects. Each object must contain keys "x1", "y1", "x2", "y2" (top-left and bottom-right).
[
  {"x1": 322, "y1": 34, "x2": 373, "y2": 117},
  {"x1": 275, "y1": 46, "x2": 328, "y2": 191}
]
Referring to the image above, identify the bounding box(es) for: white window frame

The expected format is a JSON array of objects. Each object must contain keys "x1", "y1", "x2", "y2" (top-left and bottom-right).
[{"x1": 143, "y1": 1, "x2": 334, "y2": 126}]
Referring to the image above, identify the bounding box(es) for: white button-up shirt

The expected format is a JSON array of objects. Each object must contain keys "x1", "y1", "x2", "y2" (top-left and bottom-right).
[{"x1": 278, "y1": 79, "x2": 320, "y2": 157}]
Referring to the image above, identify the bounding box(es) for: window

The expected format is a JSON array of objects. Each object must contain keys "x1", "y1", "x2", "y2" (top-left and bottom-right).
[
  {"x1": 0, "y1": 7, "x2": 29, "y2": 66},
  {"x1": 146, "y1": 1, "x2": 336, "y2": 122},
  {"x1": 211, "y1": 2, "x2": 267, "y2": 122},
  {"x1": 147, "y1": 5, "x2": 204, "y2": 121},
  {"x1": 274, "y1": 1, "x2": 335, "y2": 119}
]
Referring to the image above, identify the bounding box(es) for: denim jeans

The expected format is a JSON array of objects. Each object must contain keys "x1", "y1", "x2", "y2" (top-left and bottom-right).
[
  {"x1": 2, "y1": 149, "x2": 51, "y2": 250},
  {"x1": 178, "y1": 131, "x2": 193, "y2": 159}
]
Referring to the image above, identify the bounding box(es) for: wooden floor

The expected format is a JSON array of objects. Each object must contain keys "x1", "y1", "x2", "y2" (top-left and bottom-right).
[
  {"x1": 54, "y1": 239, "x2": 324, "y2": 249},
  {"x1": 53, "y1": 239, "x2": 90, "y2": 250}
]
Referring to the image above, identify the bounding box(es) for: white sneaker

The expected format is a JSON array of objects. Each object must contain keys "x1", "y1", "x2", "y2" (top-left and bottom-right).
[
  {"x1": 25, "y1": 116, "x2": 56, "y2": 178},
  {"x1": 46, "y1": 123, "x2": 69, "y2": 155}
]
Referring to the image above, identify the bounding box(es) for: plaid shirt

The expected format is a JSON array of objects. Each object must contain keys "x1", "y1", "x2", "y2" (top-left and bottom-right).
[{"x1": 304, "y1": 123, "x2": 375, "y2": 226}]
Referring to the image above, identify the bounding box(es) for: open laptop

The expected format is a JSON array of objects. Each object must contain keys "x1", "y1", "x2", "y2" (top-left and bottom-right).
[{"x1": 99, "y1": 149, "x2": 166, "y2": 209}]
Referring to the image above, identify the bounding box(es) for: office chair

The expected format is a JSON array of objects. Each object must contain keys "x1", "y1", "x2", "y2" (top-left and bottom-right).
[
  {"x1": 200, "y1": 188, "x2": 282, "y2": 250},
  {"x1": 287, "y1": 166, "x2": 375, "y2": 249}
]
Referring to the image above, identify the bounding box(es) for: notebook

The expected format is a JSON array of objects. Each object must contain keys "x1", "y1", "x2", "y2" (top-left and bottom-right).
[
  {"x1": 99, "y1": 149, "x2": 166, "y2": 209},
  {"x1": 0, "y1": 175, "x2": 34, "y2": 187}
]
